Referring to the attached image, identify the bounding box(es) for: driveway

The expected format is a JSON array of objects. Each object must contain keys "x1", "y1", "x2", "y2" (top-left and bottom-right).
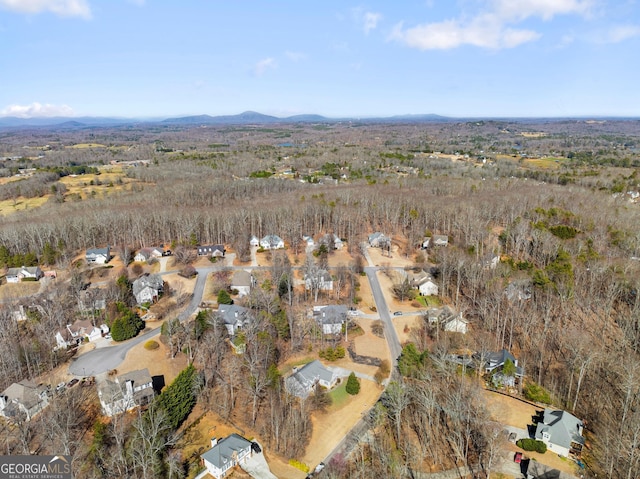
[
  {"x1": 365, "y1": 267, "x2": 402, "y2": 366},
  {"x1": 240, "y1": 449, "x2": 278, "y2": 479},
  {"x1": 327, "y1": 366, "x2": 376, "y2": 382}
]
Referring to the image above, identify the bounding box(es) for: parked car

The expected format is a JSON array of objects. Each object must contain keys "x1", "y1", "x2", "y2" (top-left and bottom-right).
[
  {"x1": 314, "y1": 462, "x2": 325, "y2": 473},
  {"x1": 67, "y1": 378, "x2": 79, "y2": 388},
  {"x1": 393, "y1": 311, "x2": 403, "y2": 316},
  {"x1": 55, "y1": 382, "x2": 66, "y2": 393},
  {"x1": 514, "y1": 452, "x2": 523, "y2": 463},
  {"x1": 251, "y1": 442, "x2": 261, "y2": 453},
  {"x1": 508, "y1": 432, "x2": 517, "y2": 443}
]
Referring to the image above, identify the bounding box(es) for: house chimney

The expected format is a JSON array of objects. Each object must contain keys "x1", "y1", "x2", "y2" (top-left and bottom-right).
[
  {"x1": 125, "y1": 380, "x2": 134, "y2": 398},
  {"x1": 210, "y1": 437, "x2": 218, "y2": 448},
  {"x1": 235, "y1": 311, "x2": 238, "y2": 318}
]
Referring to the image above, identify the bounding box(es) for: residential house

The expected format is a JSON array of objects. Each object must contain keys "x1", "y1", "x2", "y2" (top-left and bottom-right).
[
  {"x1": 5, "y1": 266, "x2": 43, "y2": 283},
  {"x1": 132, "y1": 274, "x2": 164, "y2": 305},
  {"x1": 86, "y1": 247, "x2": 111, "y2": 264},
  {"x1": 443, "y1": 313, "x2": 469, "y2": 334},
  {"x1": 249, "y1": 235, "x2": 260, "y2": 247},
  {"x1": 505, "y1": 280, "x2": 532, "y2": 302},
  {"x1": 198, "y1": 244, "x2": 226, "y2": 257},
  {"x1": 231, "y1": 270, "x2": 253, "y2": 297},
  {"x1": 55, "y1": 319, "x2": 108, "y2": 349},
  {"x1": 481, "y1": 349, "x2": 525, "y2": 386},
  {"x1": 98, "y1": 368, "x2": 155, "y2": 417},
  {"x1": 259, "y1": 235, "x2": 285, "y2": 250},
  {"x1": 217, "y1": 304, "x2": 253, "y2": 336},
  {"x1": 418, "y1": 279, "x2": 439, "y2": 296},
  {"x1": 200, "y1": 434, "x2": 253, "y2": 479},
  {"x1": 285, "y1": 360, "x2": 339, "y2": 398},
  {"x1": 421, "y1": 237, "x2": 431, "y2": 249},
  {"x1": 319, "y1": 233, "x2": 343, "y2": 250},
  {"x1": 77, "y1": 290, "x2": 107, "y2": 312},
  {"x1": 302, "y1": 235, "x2": 315, "y2": 249},
  {"x1": 305, "y1": 269, "x2": 334, "y2": 292},
  {"x1": 312, "y1": 305, "x2": 347, "y2": 335},
  {"x1": 368, "y1": 232, "x2": 389, "y2": 248},
  {"x1": 483, "y1": 254, "x2": 500, "y2": 270},
  {"x1": 0, "y1": 380, "x2": 49, "y2": 421},
  {"x1": 433, "y1": 235, "x2": 449, "y2": 247},
  {"x1": 134, "y1": 247, "x2": 163, "y2": 262},
  {"x1": 534, "y1": 409, "x2": 585, "y2": 458}
]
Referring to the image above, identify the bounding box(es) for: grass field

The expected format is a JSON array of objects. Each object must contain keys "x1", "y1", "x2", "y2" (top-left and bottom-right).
[
  {"x1": 0, "y1": 196, "x2": 50, "y2": 215},
  {"x1": 329, "y1": 381, "x2": 349, "y2": 409},
  {"x1": 67, "y1": 143, "x2": 107, "y2": 149},
  {"x1": 523, "y1": 157, "x2": 566, "y2": 169}
]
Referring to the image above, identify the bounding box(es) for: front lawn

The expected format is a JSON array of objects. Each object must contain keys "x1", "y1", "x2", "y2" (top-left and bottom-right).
[{"x1": 329, "y1": 381, "x2": 349, "y2": 409}]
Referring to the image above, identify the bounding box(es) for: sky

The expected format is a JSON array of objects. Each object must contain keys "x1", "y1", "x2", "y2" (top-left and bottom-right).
[{"x1": 0, "y1": 0, "x2": 639, "y2": 119}]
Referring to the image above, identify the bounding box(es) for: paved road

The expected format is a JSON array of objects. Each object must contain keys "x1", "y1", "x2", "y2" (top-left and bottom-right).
[
  {"x1": 68, "y1": 266, "x2": 212, "y2": 377},
  {"x1": 365, "y1": 266, "x2": 402, "y2": 366}
]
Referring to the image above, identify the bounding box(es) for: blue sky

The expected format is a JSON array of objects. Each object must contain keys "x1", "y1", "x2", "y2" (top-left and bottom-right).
[{"x1": 1, "y1": 0, "x2": 639, "y2": 118}]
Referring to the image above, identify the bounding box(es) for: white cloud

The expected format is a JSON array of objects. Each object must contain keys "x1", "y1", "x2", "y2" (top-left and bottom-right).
[
  {"x1": 0, "y1": 102, "x2": 74, "y2": 118},
  {"x1": 352, "y1": 8, "x2": 382, "y2": 34},
  {"x1": 391, "y1": 0, "x2": 592, "y2": 50},
  {"x1": 0, "y1": 0, "x2": 91, "y2": 18},
  {"x1": 254, "y1": 57, "x2": 276, "y2": 76},
  {"x1": 285, "y1": 51, "x2": 306, "y2": 62},
  {"x1": 605, "y1": 24, "x2": 640, "y2": 43},
  {"x1": 363, "y1": 11, "x2": 382, "y2": 34}
]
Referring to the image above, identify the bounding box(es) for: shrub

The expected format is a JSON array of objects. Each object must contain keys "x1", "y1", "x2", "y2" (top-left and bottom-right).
[
  {"x1": 371, "y1": 320, "x2": 384, "y2": 337},
  {"x1": 288, "y1": 459, "x2": 310, "y2": 473},
  {"x1": 517, "y1": 438, "x2": 547, "y2": 453},
  {"x1": 346, "y1": 372, "x2": 360, "y2": 395},
  {"x1": 144, "y1": 340, "x2": 159, "y2": 350},
  {"x1": 319, "y1": 346, "x2": 346, "y2": 361},
  {"x1": 217, "y1": 289, "x2": 233, "y2": 305},
  {"x1": 523, "y1": 382, "x2": 552, "y2": 404}
]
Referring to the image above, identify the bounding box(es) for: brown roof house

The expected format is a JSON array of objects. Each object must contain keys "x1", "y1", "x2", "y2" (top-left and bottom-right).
[
  {"x1": 0, "y1": 379, "x2": 49, "y2": 421},
  {"x1": 97, "y1": 368, "x2": 155, "y2": 417}
]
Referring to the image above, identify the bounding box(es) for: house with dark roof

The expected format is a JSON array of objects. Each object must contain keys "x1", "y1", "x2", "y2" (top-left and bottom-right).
[
  {"x1": 55, "y1": 319, "x2": 109, "y2": 349},
  {"x1": 0, "y1": 380, "x2": 49, "y2": 421},
  {"x1": 198, "y1": 245, "x2": 226, "y2": 257},
  {"x1": 86, "y1": 247, "x2": 111, "y2": 264},
  {"x1": 217, "y1": 304, "x2": 253, "y2": 336},
  {"x1": 312, "y1": 305, "x2": 347, "y2": 335},
  {"x1": 535, "y1": 409, "x2": 585, "y2": 458},
  {"x1": 200, "y1": 434, "x2": 253, "y2": 479},
  {"x1": 132, "y1": 274, "x2": 164, "y2": 305},
  {"x1": 5, "y1": 266, "x2": 43, "y2": 283},
  {"x1": 285, "y1": 360, "x2": 338, "y2": 398},
  {"x1": 97, "y1": 368, "x2": 155, "y2": 417}
]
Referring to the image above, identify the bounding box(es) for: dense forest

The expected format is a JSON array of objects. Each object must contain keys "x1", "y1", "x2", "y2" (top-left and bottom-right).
[{"x1": 1, "y1": 119, "x2": 640, "y2": 478}]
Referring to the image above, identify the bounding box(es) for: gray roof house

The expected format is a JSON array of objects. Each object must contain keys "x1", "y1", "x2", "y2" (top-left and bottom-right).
[
  {"x1": 98, "y1": 368, "x2": 154, "y2": 417},
  {"x1": 259, "y1": 234, "x2": 284, "y2": 250},
  {"x1": 0, "y1": 380, "x2": 49, "y2": 421},
  {"x1": 319, "y1": 233, "x2": 343, "y2": 250},
  {"x1": 432, "y1": 235, "x2": 449, "y2": 246},
  {"x1": 198, "y1": 244, "x2": 226, "y2": 257},
  {"x1": 217, "y1": 304, "x2": 253, "y2": 336},
  {"x1": 201, "y1": 433, "x2": 253, "y2": 479},
  {"x1": 5, "y1": 266, "x2": 43, "y2": 283},
  {"x1": 535, "y1": 409, "x2": 585, "y2": 458},
  {"x1": 312, "y1": 305, "x2": 347, "y2": 335},
  {"x1": 368, "y1": 232, "x2": 389, "y2": 248},
  {"x1": 231, "y1": 270, "x2": 253, "y2": 298},
  {"x1": 285, "y1": 360, "x2": 338, "y2": 398},
  {"x1": 132, "y1": 274, "x2": 164, "y2": 305},
  {"x1": 86, "y1": 247, "x2": 111, "y2": 264}
]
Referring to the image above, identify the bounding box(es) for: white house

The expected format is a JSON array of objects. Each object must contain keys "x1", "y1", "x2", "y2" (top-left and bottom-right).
[
  {"x1": 5, "y1": 266, "x2": 43, "y2": 283},
  {"x1": 443, "y1": 314, "x2": 469, "y2": 334},
  {"x1": 285, "y1": 360, "x2": 339, "y2": 398},
  {"x1": 312, "y1": 305, "x2": 347, "y2": 335},
  {"x1": 132, "y1": 274, "x2": 164, "y2": 305},
  {"x1": 98, "y1": 368, "x2": 155, "y2": 417},
  {"x1": 535, "y1": 409, "x2": 585, "y2": 458},
  {"x1": 134, "y1": 247, "x2": 163, "y2": 262},
  {"x1": 200, "y1": 434, "x2": 253, "y2": 479},
  {"x1": 433, "y1": 235, "x2": 449, "y2": 246},
  {"x1": 198, "y1": 244, "x2": 226, "y2": 257},
  {"x1": 368, "y1": 232, "x2": 389, "y2": 248},
  {"x1": 231, "y1": 270, "x2": 253, "y2": 297},
  {"x1": 303, "y1": 235, "x2": 315, "y2": 249},
  {"x1": 319, "y1": 233, "x2": 343, "y2": 250},
  {"x1": 260, "y1": 234, "x2": 285, "y2": 250},
  {"x1": 305, "y1": 269, "x2": 334, "y2": 292},
  {"x1": 249, "y1": 235, "x2": 260, "y2": 247},
  {"x1": 0, "y1": 380, "x2": 49, "y2": 421},
  {"x1": 418, "y1": 279, "x2": 439, "y2": 296},
  {"x1": 86, "y1": 247, "x2": 111, "y2": 264},
  {"x1": 55, "y1": 319, "x2": 107, "y2": 349}
]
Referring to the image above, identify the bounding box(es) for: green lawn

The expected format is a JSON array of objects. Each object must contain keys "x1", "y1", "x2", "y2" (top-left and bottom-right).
[
  {"x1": 329, "y1": 381, "x2": 350, "y2": 409},
  {"x1": 415, "y1": 295, "x2": 441, "y2": 308}
]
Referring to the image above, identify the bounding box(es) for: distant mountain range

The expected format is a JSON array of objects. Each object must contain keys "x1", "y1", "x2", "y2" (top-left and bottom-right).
[{"x1": 0, "y1": 111, "x2": 637, "y2": 129}]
